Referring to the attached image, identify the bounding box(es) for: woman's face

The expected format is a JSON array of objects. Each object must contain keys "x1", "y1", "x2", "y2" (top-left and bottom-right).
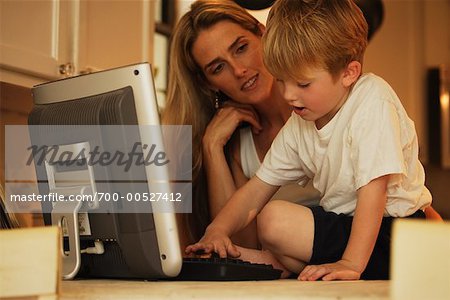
[{"x1": 191, "y1": 20, "x2": 274, "y2": 105}]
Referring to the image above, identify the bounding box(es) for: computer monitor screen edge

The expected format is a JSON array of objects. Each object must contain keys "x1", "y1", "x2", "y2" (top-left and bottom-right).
[{"x1": 30, "y1": 63, "x2": 182, "y2": 279}]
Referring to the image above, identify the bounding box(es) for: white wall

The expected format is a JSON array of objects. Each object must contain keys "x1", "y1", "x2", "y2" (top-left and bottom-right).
[{"x1": 364, "y1": 0, "x2": 450, "y2": 162}]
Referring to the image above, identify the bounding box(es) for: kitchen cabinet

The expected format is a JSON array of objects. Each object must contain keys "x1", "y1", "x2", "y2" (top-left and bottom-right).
[
  {"x1": 0, "y1": 0, "x2": 75, "y2": 82},
  {"x1": 0, "y1": 0, "x2": 154, "y2": 87}
]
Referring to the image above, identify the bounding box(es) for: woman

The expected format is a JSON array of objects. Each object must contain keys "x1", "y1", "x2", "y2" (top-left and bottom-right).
[
  {"x1": 162, "y1": 0, "x2": 442, "y2": 251},
  {"x1": 163, "y1": 0, "x2": 294, "y2": 250}
]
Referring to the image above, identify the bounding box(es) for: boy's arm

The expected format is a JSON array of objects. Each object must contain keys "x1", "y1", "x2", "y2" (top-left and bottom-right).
[
  {"x1": 299, "y1": 175, "x2": 389, "y2": 281},
  {"x1": 186, "y1": 176, "x2": 279, "y2": 258},
  {"x1": 339, "y1": 174, "x2": 389, "y2": 276}
]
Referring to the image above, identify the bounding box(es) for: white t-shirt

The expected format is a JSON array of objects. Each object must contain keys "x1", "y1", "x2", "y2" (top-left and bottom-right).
[
  {"x1": 239, "y1": 126, "x2": 262, "y2": 179},
  {"x1": 256, "y1": 73, "x2": 432, "y2": 217},
  {"x1": 239, "y1": 127, "x2": 320, "y2": 205}
]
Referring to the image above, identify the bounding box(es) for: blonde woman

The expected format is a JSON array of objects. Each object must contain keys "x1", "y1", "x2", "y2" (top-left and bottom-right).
[{"x1": 162, "y1": 0, "x2": 293, "y2": 251}]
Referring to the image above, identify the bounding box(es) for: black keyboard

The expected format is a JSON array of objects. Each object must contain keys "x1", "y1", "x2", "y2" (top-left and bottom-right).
[{"x1": 173, "y1": 256, "x2": 282, "y2": 281}]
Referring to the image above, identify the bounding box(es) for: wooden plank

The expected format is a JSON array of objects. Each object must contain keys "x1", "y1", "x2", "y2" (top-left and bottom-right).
[
  {"x1": 0, "y1": 226, "x2": 61, "y2": 298},
  {"x1": 391, "y1": 219, "x2": 450, "y2": 300},
  {"x1": 60, "y1": 279, "x2": 390, "y2": 299}
]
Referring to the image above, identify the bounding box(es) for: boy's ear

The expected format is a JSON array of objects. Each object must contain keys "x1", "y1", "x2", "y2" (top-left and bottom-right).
[{"x1": 342, "y1": 61, "x2": 362, "y2": 87}]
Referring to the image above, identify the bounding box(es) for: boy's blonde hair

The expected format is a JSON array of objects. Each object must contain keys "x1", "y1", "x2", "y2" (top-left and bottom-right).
[{"x1": 263, "y1": 0, "x2": 368, "y2": 80}]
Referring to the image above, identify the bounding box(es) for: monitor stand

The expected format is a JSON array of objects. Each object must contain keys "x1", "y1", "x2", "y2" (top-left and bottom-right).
[
  {"x1": 46, "y1": 142, "x2": 99, "y2": 279},
  {"x1": 51, "y1": 198, "x2": 82, "y2": 279}
]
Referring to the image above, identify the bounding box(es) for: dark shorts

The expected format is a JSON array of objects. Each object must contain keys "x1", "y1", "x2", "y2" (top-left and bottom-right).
[{"x1": 308, "y1": 206, "x2": 425, "y2": 280}]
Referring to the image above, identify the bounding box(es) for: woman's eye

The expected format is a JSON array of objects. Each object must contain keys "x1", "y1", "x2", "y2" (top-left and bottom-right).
[
  {"x1": 236, "y1": 43, "x2": 248, "y2": 53},
  {"x1": 212, "y1": 64, "x2": 224, "y2": 74}
]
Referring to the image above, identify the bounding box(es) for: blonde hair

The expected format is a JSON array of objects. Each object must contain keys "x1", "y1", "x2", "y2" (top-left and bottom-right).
[
  {"x1": 263, "y1": 0, "x2": 368, "y2": 80},
  {"x1": 162, "y1": 0, "x2": 261, "y2": 241}
]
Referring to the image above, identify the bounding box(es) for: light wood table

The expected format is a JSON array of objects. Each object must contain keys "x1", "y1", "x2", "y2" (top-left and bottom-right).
[{"x1": 61, "y1": 279, "x2": 390, "y2": 299}]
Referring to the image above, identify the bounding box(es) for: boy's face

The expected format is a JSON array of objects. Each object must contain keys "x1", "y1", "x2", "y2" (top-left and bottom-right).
[{"x1": 276, "y1": 68, "x2": 350, "y2": 129}]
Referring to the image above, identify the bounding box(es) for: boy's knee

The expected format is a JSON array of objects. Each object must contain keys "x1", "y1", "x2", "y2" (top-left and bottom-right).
[{"x1": 257, "y1": 200, "x2": 288, "y2": 247}]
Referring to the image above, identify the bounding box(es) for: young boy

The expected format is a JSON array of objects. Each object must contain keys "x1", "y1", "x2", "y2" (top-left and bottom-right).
[{"x1": 186, "y1": 0, "x2": 432, "y2": 280}]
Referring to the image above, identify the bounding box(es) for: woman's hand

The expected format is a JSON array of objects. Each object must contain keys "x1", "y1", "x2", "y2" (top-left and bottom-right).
[
  {"x1": 203, "y1": 101, "x2": 262, "y2": 150},
  {"x1": 185, "y1": 226, "x2": 241, "y2": 258}
]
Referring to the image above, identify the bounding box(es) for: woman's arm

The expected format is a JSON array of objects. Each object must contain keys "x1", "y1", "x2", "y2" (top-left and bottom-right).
[
  {"x1": 202, "y1": 104, "x2": 262, "y2": 248},
  {"x1": 202, "y1": 103, "x2": 262, "y2": 218}
]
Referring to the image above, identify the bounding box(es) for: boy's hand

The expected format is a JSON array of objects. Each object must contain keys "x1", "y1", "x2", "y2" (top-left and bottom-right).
[
  {"x1": 298, "y1": 260, "x2": 362, "y2": 281},
  {"x1": 185, "y1": 227, "x2": 241, "y2": 258}
]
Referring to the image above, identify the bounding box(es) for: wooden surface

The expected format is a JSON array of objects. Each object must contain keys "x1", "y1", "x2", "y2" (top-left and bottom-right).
[
  {"x1": 60, "y1": 279, "x2": 390, "y2": 299},
  {"x1": 0, "y1": 227, "x2": 60, "y2": 299},
  {"x1": 391, "y1": 220, "x2": 450, "y2": 300}
]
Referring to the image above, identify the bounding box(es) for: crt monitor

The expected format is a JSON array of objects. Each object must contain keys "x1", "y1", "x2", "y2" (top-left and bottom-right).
[{"x1": 28, "y1": 63, "x2": 184, "y2": 279}]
